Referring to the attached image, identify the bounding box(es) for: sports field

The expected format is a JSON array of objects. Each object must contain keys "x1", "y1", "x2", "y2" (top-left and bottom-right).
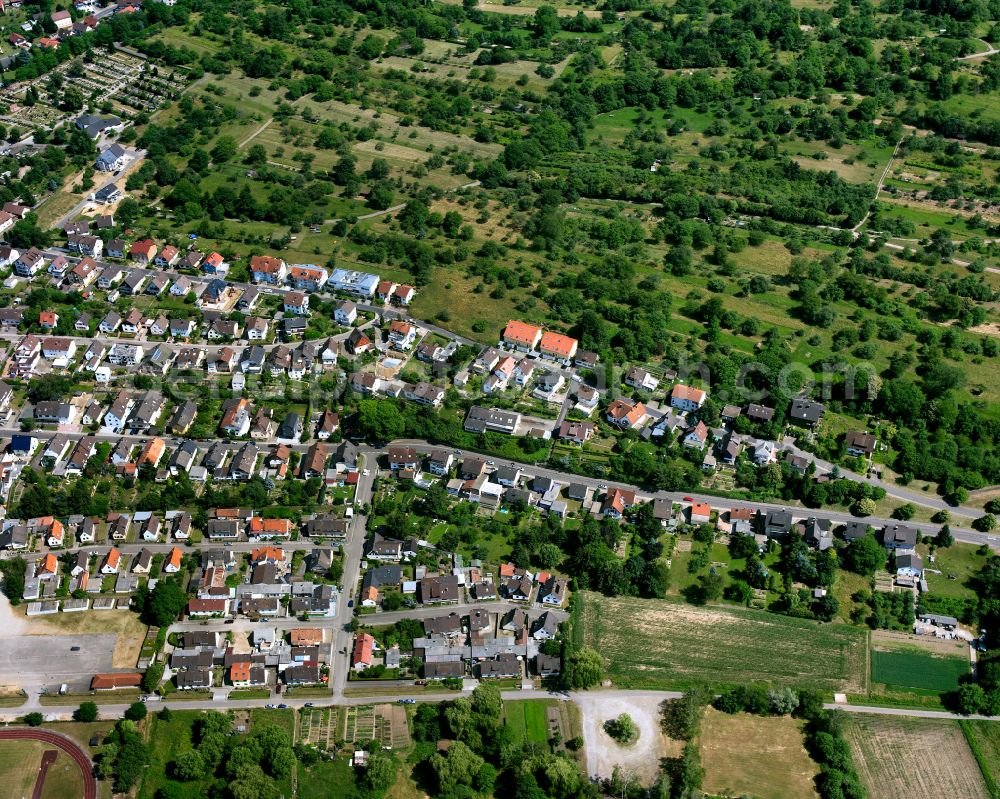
[
  {"x1": 871, "y1": 648, "x2": 968, "y2": 692},
  {"x1": 578, "y1": 592, "x2": 868, "y2": 692},
  {"x1": 0, "y1": 739, "x2": 85, "y2": 799}
]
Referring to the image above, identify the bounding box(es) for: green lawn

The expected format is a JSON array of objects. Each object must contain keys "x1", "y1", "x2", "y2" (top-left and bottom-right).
[
  {"x1": 962, "y1": 720, "x2": 1000, "y2": 795},
  {"x1": 871, "y1": 649, "x2": 969, "y2": 692},
  {"x1": 298, "y1": 757, "x2": 357, "y2": 799},
  {"x1": 138, "y1": 710, "x2": 207, "y2": 799},
  {"x1": 503, "y1": 699, "x2": 555, "y2": 746},
  {"x1": 920, "y1": 542, "x2": 986, "y2": 601}
]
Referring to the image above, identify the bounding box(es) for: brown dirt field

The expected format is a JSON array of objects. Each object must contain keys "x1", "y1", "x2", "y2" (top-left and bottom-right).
[
  {"x1": 872, "y1": 629, "x2": 970, "y2": 658},
  {"x1": 845, "y1": 714, "x2": 989, "y2": 799},
  {"x1": 969, "y1": 323, "x2": 1000, "y2": 339},
  {"x1": 701, "y1": 709, "x2": 819, "y2": 799}
]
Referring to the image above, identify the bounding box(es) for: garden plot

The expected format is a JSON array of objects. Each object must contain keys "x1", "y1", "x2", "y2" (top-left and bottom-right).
[
  {"x1": 845, "y1": 714, "x2": 990, "y2": 799},
  {"x1": 579, "y1": 592, "x2": 868, "y2": 692},
  {"x1": 301, "y1": 707, "x2": 339, "y2": 749},
  {"x1": 343, "y1": 704, "x2": 408, "y2": 749}
]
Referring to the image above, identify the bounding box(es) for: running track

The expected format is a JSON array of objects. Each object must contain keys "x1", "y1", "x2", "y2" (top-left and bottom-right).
[{"x1": 0, "y1": 728, "x2": 97, "y2": 799}]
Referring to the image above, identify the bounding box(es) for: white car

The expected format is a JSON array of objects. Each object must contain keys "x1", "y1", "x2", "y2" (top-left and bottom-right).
[{"x1": 362, "y1": 469, "x2": 370, "y2": 477}]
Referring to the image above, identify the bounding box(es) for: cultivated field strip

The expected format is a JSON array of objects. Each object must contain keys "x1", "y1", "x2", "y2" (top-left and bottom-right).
[
  {"x1": 845, "y1": 715, "x2": 990, "y2": 799},
  {"x1": 580, "y1": 593, "x2": 868, "y2": 692}
]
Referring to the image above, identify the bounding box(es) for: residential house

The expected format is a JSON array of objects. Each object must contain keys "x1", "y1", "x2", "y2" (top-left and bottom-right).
[
  {"x1": 502, "y1": 320, "x2": 543, "y2": 352},
  {"x1": 845, "y1": 431, "x2": 876, "y2": 458},
  {"x1": 763, "y1": 509, "x2": 793, "y2": 537},
  {"x1": 334, "y1": 301, "x2": 357, "y2": 326},
  {"x1": 420, "y1": 575, "x2": 460, "y2": 604},
  {"x1": 747, "y1": 404, "x2": 775, "y2": 424},
  {"x1": 789, "y1": 399, "x2": 825, "y2": 428},
  {"x1": 602, "y1": 487, "x2": 636, "y2": 519},
  {"x1": 129, "y1": 238, "x2": 157, "y2": 264},
  {"x1": 689, "y1": 502, "x2": 712, "y2": 525},
  {"x1": 250, "y1": 255, "x2": 287, "y2": 284},
  {"x1": 14, "y1": 247, "x2": 45, "y2": 277},
  {"x1": 683, "y1": 421, "x2": 709, "y2": 450},
  {"x1": 539, "y1": 331, "x2": 578, "y2": 363},
  {"x1": 538, "y1": 575, "x2": 567, "y2": 606},
  {"x1": 283, "y1": 291, "x2": 309, "y2": 316},
  {"x1": 752, "y1": 440, "x2": 778, "y2": 466},
  {"x1": 883, "y1": 524, "x2": 919, "y2": 554},
  {"x1": 245, "y1": 317, "x2": 269, "y2": 341},
  {"x1": 472, "y1": 347, "x2": 501, "y2": 374},
  {"x1": 403, "y1": 382, "x2": 445, "y2": 407},
  {"x1": 220, "y1": 398, "x2": 253, "y2": 436},
  {"x1": 896, "y1": 553, "x2": 924, "y2": 579},
  {"x1": 96, "y1": 143, "x2": 128, "y2": 172},
  {"x1": 300, "y1": 443, "x2": 328, "y2": 478},
  {"x1": 605, "y1": 399, "x2": 647, "y2": 430},
  {"x1": 387, "y1": 320, "x2": 416, "y2": 350},
  {"x1": 625, "y1": 366, "x2": 660, "y2": 392},
  {"x1": 289, "y1": 264, "x2": 328, "y2": 291},
  {"x1": 464, "y1": 406, "x2": 520, "y2": 435}
]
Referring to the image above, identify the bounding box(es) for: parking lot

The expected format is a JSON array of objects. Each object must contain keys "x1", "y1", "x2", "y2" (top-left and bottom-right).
[{"x1": 0, "y1": 633, "x2": 116, "y2": 684}]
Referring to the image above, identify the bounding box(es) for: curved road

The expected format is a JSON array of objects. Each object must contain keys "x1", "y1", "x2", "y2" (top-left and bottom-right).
[{"x1": 0, "y1": 728, "x2": 97, "y2": 799}]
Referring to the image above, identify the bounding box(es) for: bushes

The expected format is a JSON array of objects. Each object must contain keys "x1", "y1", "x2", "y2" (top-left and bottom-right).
[
  {"x1": 713, "y1": 684, "x2": 799, "y2": 716},
  {"x1": 800, "y1": 703, "x2": 867, "y2": 799},
  {"x1": 603, "y1": 713, "x2": 636, "y2": 743},
  {"x1": 714, "y1": 685, "x2": 866, "y2": 799}
]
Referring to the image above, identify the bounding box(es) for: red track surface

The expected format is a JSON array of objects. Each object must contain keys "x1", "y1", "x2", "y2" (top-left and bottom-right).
[
  {"x1": 32, "y1": 750, "x2": 57, "y2": 799},
  {"x1": 0, "y1": 728, "x2": 97, "y2": 799}
]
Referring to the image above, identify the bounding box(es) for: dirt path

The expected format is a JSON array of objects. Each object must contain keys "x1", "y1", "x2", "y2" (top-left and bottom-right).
[{"x1": 239, "y1": 117, "x2": 274, "y2": 149}]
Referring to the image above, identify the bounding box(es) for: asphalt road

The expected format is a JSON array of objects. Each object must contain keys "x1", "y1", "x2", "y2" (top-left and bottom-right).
[
  {"x1": 387, "y1": 440, "x2": 996, "y2": 548},
  {"x1": 5, "y1": 687, "x2": 995, "y2": 724}
]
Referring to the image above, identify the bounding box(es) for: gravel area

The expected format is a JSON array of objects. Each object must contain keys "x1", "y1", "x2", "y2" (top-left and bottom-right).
[{"x1": 575, "y1": 692, "x2": 681, "y2": 784}]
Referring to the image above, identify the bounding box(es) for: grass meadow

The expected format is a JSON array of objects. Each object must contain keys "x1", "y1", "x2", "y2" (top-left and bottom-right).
[{"x1": 579, "y1": 592, "x2": 869, "y2": 693}]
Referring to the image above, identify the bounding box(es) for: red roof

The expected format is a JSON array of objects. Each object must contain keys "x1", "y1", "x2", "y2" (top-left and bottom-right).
[
  {"x1": 672, "y1": 384, "x2": 706, "y2": 404},
  {"x1": 251, "y1": 254, "x2": 284, "y2": 274},
  {"x1": 539, "y1": 331, "x2": 578, "y2": 358},
  {"x1": 352, "y1": 633, "x2": 374, "y2": 666},
  {"x1": 91, "y1": 672, "x2": 142, "y2": 690},
  {"x1": 503, "y1": 320, "x2": 542, "y2": 347}
]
